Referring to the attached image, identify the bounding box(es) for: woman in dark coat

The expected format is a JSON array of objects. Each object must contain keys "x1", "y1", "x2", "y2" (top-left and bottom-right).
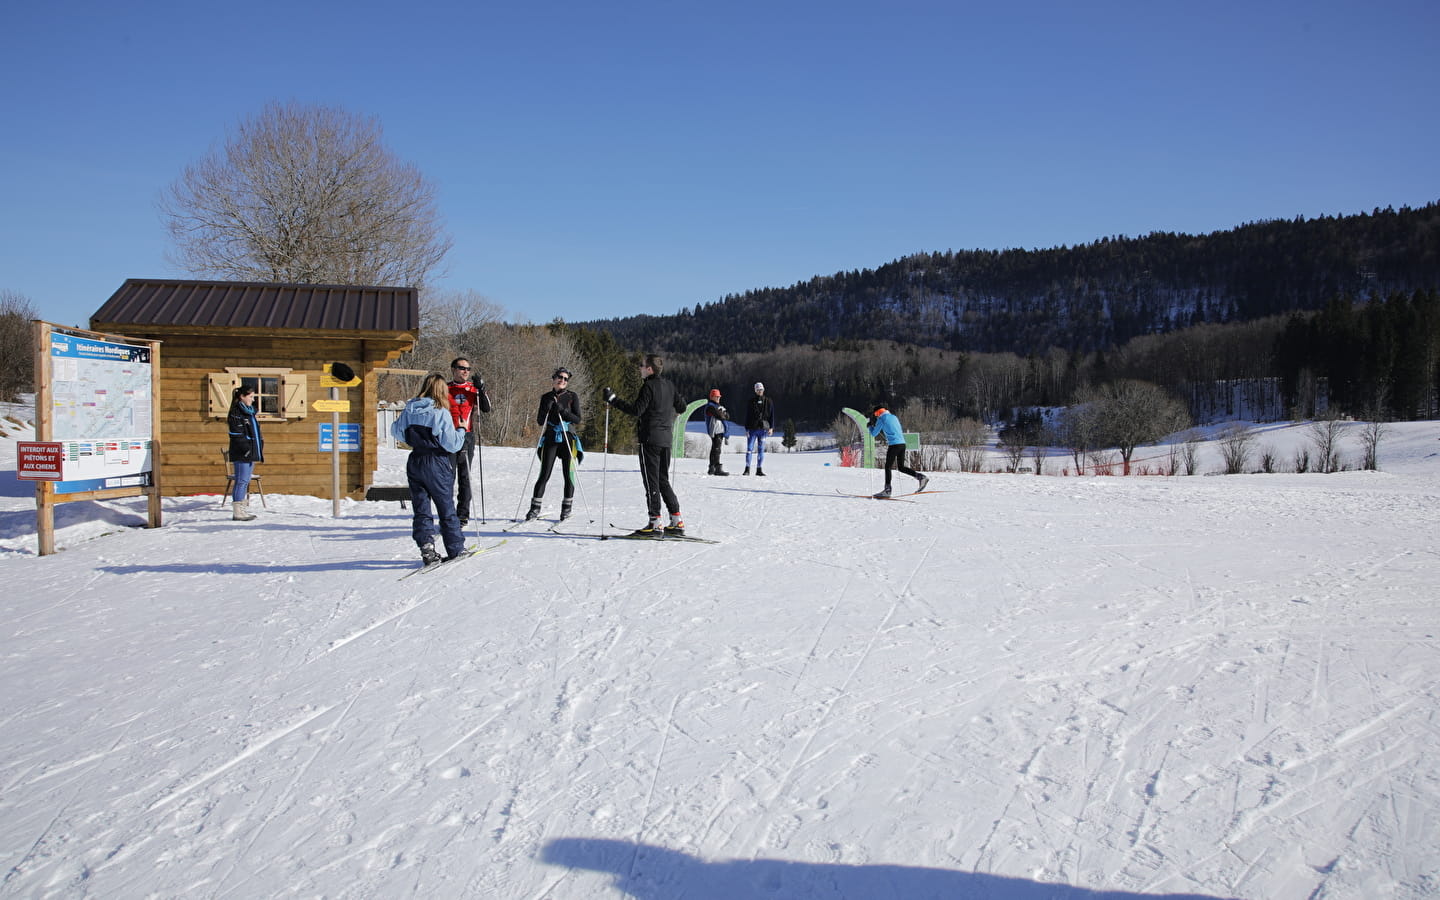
[{"x1": 227, "y1": 385, "x2": 264, "y2": 521}]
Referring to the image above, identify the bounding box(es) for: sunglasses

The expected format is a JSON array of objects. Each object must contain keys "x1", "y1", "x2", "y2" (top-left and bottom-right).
[
  {"x1": 453, "y1": 365, "x2": 471, "y2": 371},
  {"x1": 554, "y1": 375, "x2": 569, "y2": 381}
]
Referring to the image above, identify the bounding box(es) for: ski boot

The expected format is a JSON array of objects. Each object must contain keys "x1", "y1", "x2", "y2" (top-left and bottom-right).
[
  {"x1": 560, "y1": 499, "x2": 573, "y2": 521},
  {"x1": 664, "y1": 514, "x2": 685, "y2": 537},
  {"x1": 420, "y1": 543, "x2": 443, "y2": 566},
  {"x1": 916, "y1": 474, "x2": 929, "y2": 492},
  {"x1": 872, "y1": 486, "x2": 892, "y2": 499},
  {"x1": 525, "y1": 499, "x2": 542, "y2": 521}
]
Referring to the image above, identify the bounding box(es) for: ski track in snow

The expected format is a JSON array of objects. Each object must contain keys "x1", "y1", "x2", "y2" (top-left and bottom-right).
[{"x1": 3, "y1": 423, "x2": 1440, "y2": 898}]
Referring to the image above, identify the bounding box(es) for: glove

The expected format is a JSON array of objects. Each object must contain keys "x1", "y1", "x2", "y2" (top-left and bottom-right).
[
  {"x1": 603, "y1": 387, "x2": 616, "y2": 404},
  {"x1": 471, "y1": 374, "x2": 485, "y2": 391}
]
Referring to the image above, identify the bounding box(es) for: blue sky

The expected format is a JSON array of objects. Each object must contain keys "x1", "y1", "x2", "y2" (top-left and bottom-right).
[{"x1": 4, "y1": 0, "x2": 1437, "y2": 330}]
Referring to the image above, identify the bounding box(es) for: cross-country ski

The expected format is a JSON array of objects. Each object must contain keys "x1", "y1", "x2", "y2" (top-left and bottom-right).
[{"x1": 397, "y1": 539, "x2": 507, "y2": 579}]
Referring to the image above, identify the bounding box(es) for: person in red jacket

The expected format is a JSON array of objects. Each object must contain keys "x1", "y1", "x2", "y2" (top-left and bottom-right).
[{"x1": 447, "y1": 357, "x2": 492, "y2": 525}]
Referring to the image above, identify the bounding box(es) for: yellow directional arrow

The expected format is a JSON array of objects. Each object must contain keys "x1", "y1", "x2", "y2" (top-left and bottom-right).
[{"x1": 313, "y1": 399, "x2": 351, "y2": 412}]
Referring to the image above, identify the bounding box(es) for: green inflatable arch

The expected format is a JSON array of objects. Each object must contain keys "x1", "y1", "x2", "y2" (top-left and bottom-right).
[
  {"x1": 672, "y1": 398, "x2": 709, "y2": 458},
  {"x1": 840, "y1": 407, "x2": 876, "y2": 468}
]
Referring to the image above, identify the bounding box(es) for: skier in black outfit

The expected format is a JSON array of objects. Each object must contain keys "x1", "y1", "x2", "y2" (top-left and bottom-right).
[
  {"x1": 603, "y1": 354, "x2": 687, "y2": 535},
  {"x1": 743, "y1": 382, "x2": 774, "y2": 475},
  {"x1": 526, "y1": 367, "x2": 583, "y2": 521}
]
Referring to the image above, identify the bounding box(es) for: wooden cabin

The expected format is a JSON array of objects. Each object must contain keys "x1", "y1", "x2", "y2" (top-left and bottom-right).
[{"x1": 91, "y1": 278, "x2": 418, "y2": 500}]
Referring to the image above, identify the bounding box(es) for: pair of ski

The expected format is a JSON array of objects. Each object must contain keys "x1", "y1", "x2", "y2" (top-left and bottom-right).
[
  {"x1": 836, "y1": 488, "x2": 949, "y2": 502},
  {"x1": 503, "y1": 517, "x2": 574, "y2": 535},
  {"x1": 398, "y1": 539, "x2": 507, "y2": 580},
  {"x1": 606, "y1": 524, "x2": 719, "y2": 544}
]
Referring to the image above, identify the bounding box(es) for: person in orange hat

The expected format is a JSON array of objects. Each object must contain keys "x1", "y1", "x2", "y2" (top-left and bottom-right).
[
  {"x1": 868, "y1": 403, "x2": 928, "y2": 498},
  {"x1": 703, "y1": 388, "x2": 731, "y2": 476}
]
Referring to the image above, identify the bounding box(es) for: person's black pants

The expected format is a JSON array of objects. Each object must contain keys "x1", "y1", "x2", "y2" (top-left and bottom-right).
[
  {"x1": 453, "y1": 429, "x2": 477, "y2": 519},
  {"x1": 532, "y1": 437, "x2": 575, "y2": 500},
  {"x1": 638, "y1": 443, "x2": 679, "y2": 518},
  {"x1": 884, "y1": 443, "x2": 920, "y2": 487}
]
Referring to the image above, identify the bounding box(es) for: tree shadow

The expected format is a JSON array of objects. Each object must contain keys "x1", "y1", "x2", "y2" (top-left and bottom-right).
[{"x1": 540, "y1": 839, "x2": 1235, "y2": 900}]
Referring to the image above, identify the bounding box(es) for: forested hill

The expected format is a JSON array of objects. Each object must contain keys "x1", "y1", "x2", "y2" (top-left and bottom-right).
[{"x1": 579, "y1": 203, "x2": 1440, "y2": 356}]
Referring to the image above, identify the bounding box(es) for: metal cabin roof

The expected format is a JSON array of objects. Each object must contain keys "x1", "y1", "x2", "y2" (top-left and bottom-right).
[{"x1": 91, "y1": 279, "x2": 419, "y2": 333}]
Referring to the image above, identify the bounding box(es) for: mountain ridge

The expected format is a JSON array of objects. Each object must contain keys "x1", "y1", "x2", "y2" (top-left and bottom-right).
[{"x1": 577, "y1": 202, "x2": 1440, "y2": 356}]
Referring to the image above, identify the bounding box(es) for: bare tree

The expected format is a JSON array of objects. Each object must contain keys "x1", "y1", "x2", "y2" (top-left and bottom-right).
[
  {"x1": 998, "y1": 431, "x2": 1027, "y2": 472},
  {"x1": 1028, "y1": 443, "x2": 1047, "y2": 475},
  {"x1": 0, "y1": 290, "x2": 37, "y2": 402},
  {"x1": 1080, "y1": 380, "x2": 1191, "y2": 473},
  {"x1": 1358, "y1": 416, "x2": 1388, "y2": 471},
  {"x1": 476, "y1": 325, "x2": 591, "y2": 450},
  {"x1": 952, "y1": 418, "x2": 989, "y2": 473},
  {"x1": 1307, "y1": 416, "x2": 1347, "y2": 474},
  {"x1": 1218, "y1": 423, "x2": 1256, "y2": 474},
  {"x1": 1058, "y1": 403, "x2": 1100, "y2": 474},
  {"x1": 160, "y1": 102, "x2": 451, "y2": 287},
  {"x1": 384, "y1": 289, "x2": 507, "y2": 403}
]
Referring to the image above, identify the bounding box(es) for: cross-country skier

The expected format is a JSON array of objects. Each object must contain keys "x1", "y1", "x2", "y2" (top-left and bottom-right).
[
  {"x1": 603, "y1": 354, "x2": 687, "y2": 535},
  {"x1": 868, "y1": 403, "x2": 929, "y2": 499},
  {"x1": 447, "y1": 357, "x2": 491, "y2": 526},
  {"x1": 526, "y1": 367, "x2": 583, "y2": 521},
  {"x1": 704, "y1": 388, "x2": 731, "y2": 476},
  {"x1": 392, "y1": 373, "x2": 467, "y2": 566}
]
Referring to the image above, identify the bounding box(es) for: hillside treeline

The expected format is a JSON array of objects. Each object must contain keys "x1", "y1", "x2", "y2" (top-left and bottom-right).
[
  {"x1": 658, "y1": 289, "x2": 1439, "y2": 429},
  {"x1": 401, "y1": 287, "x2": 1438, "y2": 450},
  {"x1": 580, "y1": 203, "x2": 1440, "y2": 357}
]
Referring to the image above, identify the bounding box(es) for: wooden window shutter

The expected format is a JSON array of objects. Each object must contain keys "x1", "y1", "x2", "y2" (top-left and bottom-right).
[
  {"x1": 282, "y1": 373, "x2": 309, "y2": 418},
  {"x1": 208, "y1": 373, "x2": 236, "y2": 418}
]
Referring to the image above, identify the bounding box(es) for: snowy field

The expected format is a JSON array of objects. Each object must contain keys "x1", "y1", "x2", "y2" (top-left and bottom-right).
[{"x1": 2, "y1": 406, "x2": 1439, "y2": 899}]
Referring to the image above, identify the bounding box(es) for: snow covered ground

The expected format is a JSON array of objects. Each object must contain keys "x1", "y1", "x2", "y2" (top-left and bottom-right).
[{"x1": 2, "y1": 405, "x2": 1439, "y2": 899}]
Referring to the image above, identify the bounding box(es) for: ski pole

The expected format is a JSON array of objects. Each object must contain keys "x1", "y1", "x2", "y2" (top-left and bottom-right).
[
  {"x1": 513, "y1": 434, "x2": 539, "y2": 521},
  {"x1": 476, "y1": 432, "x2": 486, "y2": 525},
  {"x1": 600, "y1": 402, "x2": 610, "y2": 540}
]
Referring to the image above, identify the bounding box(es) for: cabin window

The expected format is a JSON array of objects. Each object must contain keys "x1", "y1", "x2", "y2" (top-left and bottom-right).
[{"x1": 208, "y1": 369, "x2": 309, "y2": 420}]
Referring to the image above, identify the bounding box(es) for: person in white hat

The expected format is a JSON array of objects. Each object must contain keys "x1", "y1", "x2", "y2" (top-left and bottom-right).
[{"x1": 743, "y1": 382, "x2": 774, "y2": 476}]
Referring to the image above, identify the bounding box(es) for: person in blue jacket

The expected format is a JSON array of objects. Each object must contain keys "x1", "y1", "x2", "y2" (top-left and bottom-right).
[
  {"x1": 868, "y1": 404, "x2": 928, "y2": 498},
  {"x1": 391, "y1": 373, "x2": 467, "y2": 565},
  {"x1": 227, "y1": 385, "x2": 264, "y2": 521}
]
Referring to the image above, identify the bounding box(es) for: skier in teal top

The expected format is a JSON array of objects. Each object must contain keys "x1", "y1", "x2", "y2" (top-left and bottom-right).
[{"x1": 868, "y1": 404, "x2": 929, "y2": 499}]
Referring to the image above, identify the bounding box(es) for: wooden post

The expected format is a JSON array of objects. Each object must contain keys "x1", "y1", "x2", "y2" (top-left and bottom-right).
[
  {"x1": 331, "y1": 385, "x2": 342, "y2": 518},
  {"x1": 33, "y1": 321, "x2": 55, "y2": 556}
]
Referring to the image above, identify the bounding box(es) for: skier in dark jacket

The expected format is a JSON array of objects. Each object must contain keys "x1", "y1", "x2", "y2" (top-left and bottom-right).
[
  {"x1": 704, "y1": 388, "x2": 731, "y2": 476},
  {"x1": 226, "y1": 385, "x2": 264, "y2": 521},
  {"x1": 603, "y1": 354, "x2": 687, "y2": 534},
  {"x1": 526, "y1": 367, "x2": 583, "y2": 521},
  {"x1": 391, "y1": 373, "x2": 467, "y2": 566},
  {"x1": 743, "y1": 382, "x2": 774, "y2": 475}
]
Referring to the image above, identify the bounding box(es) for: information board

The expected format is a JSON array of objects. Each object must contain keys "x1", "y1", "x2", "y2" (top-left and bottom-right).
[{"x1": 48, "y1": 331, "x2": 155, "y2": 493}]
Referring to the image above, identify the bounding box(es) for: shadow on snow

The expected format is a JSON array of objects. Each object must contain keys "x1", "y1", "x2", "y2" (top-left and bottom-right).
[{"x1": 541, "y1": 839, "x2": 1236, "y2": 900}]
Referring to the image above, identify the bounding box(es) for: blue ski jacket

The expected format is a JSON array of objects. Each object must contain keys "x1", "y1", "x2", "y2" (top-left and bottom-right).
[
  {"x1": 868, "y1": 409, "x2": 905, "y2": 445},
  {"x1": 392, "y1": 398, "x2": 465, "y2": 455}
]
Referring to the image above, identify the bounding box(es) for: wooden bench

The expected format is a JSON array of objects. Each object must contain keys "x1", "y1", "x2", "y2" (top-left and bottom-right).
[{"x1": 365, "y1": 485, "x2": 411, "y2": 508}]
